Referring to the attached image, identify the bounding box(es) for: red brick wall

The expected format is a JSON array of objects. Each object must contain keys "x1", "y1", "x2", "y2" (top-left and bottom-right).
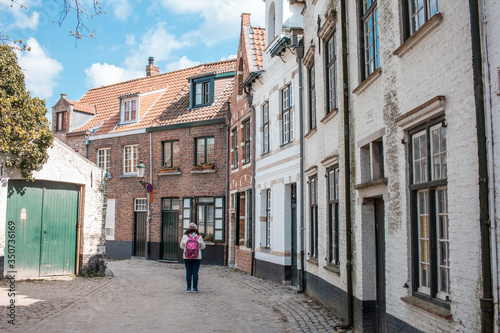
[
  {"x1": 85, "y1": 123, "x2": 228, "y2": 244},
  {"x1": 235, "y1": 247, "x2": 252, "y2": 273}
]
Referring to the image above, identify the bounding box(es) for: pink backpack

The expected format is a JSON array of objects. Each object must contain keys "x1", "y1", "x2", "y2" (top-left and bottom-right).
[{"x1": 185, "y1": 234, "x2": 200, "y2": 259}]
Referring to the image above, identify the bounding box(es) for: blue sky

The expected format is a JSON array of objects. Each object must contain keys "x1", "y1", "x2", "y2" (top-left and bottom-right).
[{"x1": 0, "y1": 0, "x2": 265, "y2": 121}]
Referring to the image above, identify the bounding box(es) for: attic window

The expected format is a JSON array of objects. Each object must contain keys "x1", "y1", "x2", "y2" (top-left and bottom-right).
[
  {"x1": 121, "y1": 98, "x2": 138, "y2": 123},
  {"x1": 191, "y1": 76, "x2": 214, "y2": 108}
]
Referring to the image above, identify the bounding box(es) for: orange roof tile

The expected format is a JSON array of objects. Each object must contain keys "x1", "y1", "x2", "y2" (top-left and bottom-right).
[
  {"x1": 69, "y1": 59, "x2": 236, "y2": 135},
  {"x1": 72, "y1": 101, "x2": 96, "y2": 114},
  {"x1": 248, "y1": 26, "x2": 265, "y2": 71}
]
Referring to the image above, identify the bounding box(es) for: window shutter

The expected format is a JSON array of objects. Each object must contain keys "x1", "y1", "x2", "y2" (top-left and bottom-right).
[
  {"x1": 214, "y1": 196, "x2": 224, "y2": 241},
  {"x1": 182, "y1": 197, "x2": 193, "y2": 231}
]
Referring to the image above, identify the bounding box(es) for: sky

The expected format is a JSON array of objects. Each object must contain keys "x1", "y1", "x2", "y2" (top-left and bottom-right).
[{"x1": 0, "y1": 0, "x2": 265, "y2": 122}]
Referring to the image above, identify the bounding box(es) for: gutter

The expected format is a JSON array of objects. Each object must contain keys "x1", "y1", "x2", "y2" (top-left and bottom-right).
[
  {"x1": 480, "y1": 0, "x2": 499, "y2": 330},
  {"x1": 340, "y1": 0, "x2": 354, "y2": 328},
  {"x1": 469, "y1": 0, "x2": 494, "y2": 331},
  {"x1": 250, "y1": 103, "x2": 256, "y2": 276},
  {"x1": 295, "y1": 41, "x2": 306, "y2": 293}
]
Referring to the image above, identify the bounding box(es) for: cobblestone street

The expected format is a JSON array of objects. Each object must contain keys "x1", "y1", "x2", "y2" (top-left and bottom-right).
[{"x1": 0, "y1": 259, "x2": 351, "y2": 332}]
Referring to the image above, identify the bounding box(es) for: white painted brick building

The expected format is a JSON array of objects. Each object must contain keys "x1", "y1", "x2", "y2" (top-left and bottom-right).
[
  {"x1": 248, "y1": 0, "x2": 304, "y2": 284},
  {"x1": 301, "y1": 0, "x2": 500, "y2": 332},
  {"x1": 0, "y1": 138, "x2": 106, "y2": 278}
]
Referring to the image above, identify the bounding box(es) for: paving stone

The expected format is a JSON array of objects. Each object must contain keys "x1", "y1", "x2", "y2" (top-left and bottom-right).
[{"x1": 0, "y1": 259, "x2": 351, "y2": 332}]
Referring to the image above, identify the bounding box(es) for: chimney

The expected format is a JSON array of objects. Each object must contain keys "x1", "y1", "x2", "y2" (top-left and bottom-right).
[
  {"x1": 241, "y1": 13, "x2": 251, "y2": 27},
  {"x1": 146, "y1": 57, "x2": 160, "y2": 77}
]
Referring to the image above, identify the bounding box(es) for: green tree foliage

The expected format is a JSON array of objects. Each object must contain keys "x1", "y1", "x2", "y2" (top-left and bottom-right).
[{"x1": 0, "y1": 44, "x2": 54, "y2": 180}]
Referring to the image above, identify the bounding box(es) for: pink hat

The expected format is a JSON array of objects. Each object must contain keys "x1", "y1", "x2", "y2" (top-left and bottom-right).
[{"x1": 187, "y1": 223, "x2": 198, "y2": 230}]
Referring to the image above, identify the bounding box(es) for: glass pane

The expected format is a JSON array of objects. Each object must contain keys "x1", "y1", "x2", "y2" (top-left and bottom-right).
[
  {"x1": 198, "y1": 197, "x2": 214, "y2": 203},
  {"x1": 215, "y1": 197, "x2": 223, "y2": 207},
  {"x1": 215, "y1": 230, "x2": 223, "y2": 240},
  {"x1": 195, "y1": 83, "x2": 202, "y2": 105},
  {"x1": 207, "y1": 205, "x2": 214, "y2": 222},
  {"x1": 172, "y1": 199, "x2": 180, "y2": 211},
  {"x1": 172, "y1": 141, "x2": 180, "y2": 167},
  {"x1": 198, "y1": 206, "x2": 205, "y2": 223},
  {"x1": 162, "y1": 199, "x2": 171, "y2": 211},
  {"x1": 420, "y1": 263, "x2": 429, "y2": 287},
  {"x1": 206, "y1": 222, "x2": 214, "y2": 235},
  {"x1": 183, "y1": 198, "x2": 191, "y2": 208},
  {"x1": 215, "y1": 219, "x2": 223, "y2": 229},
  {"x1": 207, "y1": 137, "x2": 215, "y2": 163},
  {"x1": 215, "y1": 209, "x2": 223, "y2": 219},
  {"x1": 197, "y1": 139, "x2": 205, "y2": 164},
  {"x1": 183, "y1": 208, "x2": 190, "y2": 218},
  {"x1": 164, "y1": 142, "x2": 172, "y2": 166}
]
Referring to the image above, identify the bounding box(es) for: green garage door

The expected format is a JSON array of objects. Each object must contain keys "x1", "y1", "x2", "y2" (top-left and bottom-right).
[{"x1": 6, "y1": 180, "x2": 80, "y2": 278}]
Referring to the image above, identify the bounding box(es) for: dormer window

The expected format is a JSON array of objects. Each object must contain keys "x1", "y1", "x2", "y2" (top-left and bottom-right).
[
  {"x1": 121, "y1": 98, "x2": 138, "y2": 123},
  {"x1": 190, "y1": 75, "x2": 214, "y2": 108}
]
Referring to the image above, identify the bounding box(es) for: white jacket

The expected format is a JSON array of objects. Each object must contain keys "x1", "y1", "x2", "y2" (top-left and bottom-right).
[{"x1": 180, "y1": 233, "x2": 206, "y2": 260}]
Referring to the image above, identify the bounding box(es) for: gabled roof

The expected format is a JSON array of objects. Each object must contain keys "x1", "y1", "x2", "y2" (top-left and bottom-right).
[{"x1": 67, "y1": 59, "x2": 236, "y2": 136}]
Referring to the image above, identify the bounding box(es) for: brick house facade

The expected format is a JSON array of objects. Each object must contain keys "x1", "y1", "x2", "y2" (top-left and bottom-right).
[
  {"x1": 228, "y1": 13, "x2": 265, "y2": 273},
  {"x1": 53, "y1": 59, "x2": 235, "y2": 264}
]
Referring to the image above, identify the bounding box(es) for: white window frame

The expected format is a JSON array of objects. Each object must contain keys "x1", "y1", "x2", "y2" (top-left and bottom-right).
[
  {"x1": 281, "y1": 85, "x2": 292, "y2": 145},
  {"x1": 134, "y1": 198, "x2": 147, "y2": 212},
  {"x1": 122, "y1": 98, "x2": 138, "y2": 124},
  {"x1": 123, "y1": 145, "x2": 139, "y2": 174},
  {"x1": 105, "y1": 198, "x2": 116, "y2": 240},
  {"x1": 97, "y1": 148, "x2": 111, "y2": 173},
  {"x1": 262, "y1": 102, "x2": 270, "y2": 154}
]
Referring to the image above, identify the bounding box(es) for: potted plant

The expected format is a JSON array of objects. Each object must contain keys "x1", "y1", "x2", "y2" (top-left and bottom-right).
[
  {"x1": 192, "y1": 163, "x2": 203, "y2": 171},
  {"x1": 160, "y1": 165, "x2": 180, "y2": 173},
  {"x1": 201, "y1": 162, "x2": 215, "y2": 170},
  {"x1": 202, "y1": 233, "x2": 214, "y2": 242}
]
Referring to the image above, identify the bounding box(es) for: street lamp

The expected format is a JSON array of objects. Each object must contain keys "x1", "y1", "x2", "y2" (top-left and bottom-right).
[{"x1": 137, "y1": 160, "x2": 146, "y2": 178}]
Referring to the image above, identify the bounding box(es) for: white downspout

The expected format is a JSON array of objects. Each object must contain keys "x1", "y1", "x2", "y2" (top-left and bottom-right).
[{"x1": 481, "y1": 0, "x2": 498, "y2": 331}]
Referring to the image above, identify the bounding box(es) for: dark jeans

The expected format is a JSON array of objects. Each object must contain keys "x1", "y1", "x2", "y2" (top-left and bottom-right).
[{"x1": 184, "y1": 259, "x2": 201, "y2": 290}]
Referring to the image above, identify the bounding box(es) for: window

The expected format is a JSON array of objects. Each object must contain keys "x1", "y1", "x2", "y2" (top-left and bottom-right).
[
  {"x1": 192, "y1": 78, "x2": 213, "y2": 107},
  {"x1": 232, "y1": 128, "x2": 238, "y2": 169},
  {"x1": 308, "y1": 64, "x2": 316, "y2": 130},
  {"x1": 105, "y1": 198, "x2": 116, "y2": 240},
  {"x1": 410, "y1": 120, "x2": 449, "y2": 301},
  {"x1": 328, "y1": 168, "x2": 340, "y2": 265},
  {"x1": 310, "y1": 176, "x2": 318, "y2": 259},
  {"x1": 135, "y1": 198, "x2": 147, "y2": 211},
  {"x1": 97, "y1": 148, "x2": 111, "y2": 173},
  {"x1": 265, "y1": 189, "x2": 271, "y2": 248},
  {"x1": 56, "y1": 111, "x2": 67, "y2": 131},
  {"x1": 122, "y1": 99, "x2": 138, "y2": 123},
  {"x1": 244, "y1": 119, "x2": 251, "y2": 164},
  {"x1": 409, "y1": 0, "x2": 439, "y2": 35},
  {"x1": 325, "y1": 33, "x2": 337, "y2": 113},
  {"x1": 196, "y1": 197, "x2": 225, "y2": 242},
  {"x1": 262, "y1": 102, "x2": 270, "y2": 154},
  {"x1": 281, "y1": 85, "x2": 292, "y2": 144},
  {"x1": 123, "y1": 145, "x2": 139, "y2": 174},
  {"x1": 195, "y1": 137, "x2": 215, "y2": 165},
  {"x1": 361, "y1": 0, "x2": 380, "y2": 78},
  {"x1": 162, "y1": 198, "x2": 180, "y2": 211},
  {"x1": 360, "y1": 138, "x2": 384, "y2": 183},
  {"x1": 163, "y1": 141, "x2": 180, "y2": 168}
]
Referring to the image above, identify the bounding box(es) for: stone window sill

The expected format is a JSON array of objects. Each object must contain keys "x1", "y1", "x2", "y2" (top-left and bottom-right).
[
  {"x1": 323, "y1": 264, "x2": 340, "y2": 275},
  {"x1": 320, "y1": 109, "x2": 338, "y2": 125},
  {"x1": 353, "y1": 68, "x2": 382, "y2": 95},
  {"x1": 401, "y1": 296, "x2": 452, "y2": 320},
  {"x1": 393, "y1": 13, "x2": 443, "y2": 57},
  {"x1": 307, "y1": 258, "x2": 319, "y2": 266},
  {"x1": 354, "y1": 177, "x2": 388, "y2": 190},
  {"x1": 158, "y1": 171, "x2": 181, "y2": 176},
  {"x1": 119, "y1": 173, "x2": 139, "y2": 178},
  {"x1": 191, "y1": 169, "x2": 216, "y2": 174},
  {"x1": 305, "y1": 127, "x2": 317, "y2": 139}
]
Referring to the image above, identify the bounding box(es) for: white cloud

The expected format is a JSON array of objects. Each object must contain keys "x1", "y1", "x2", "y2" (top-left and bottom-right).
[
  {"x1": 108, "y1": 0, "x2": 132, "y2": 21},
  {"x1": 157, "y1": 0, "x2": 265, "y2": 47},
  {"x1": 84, "y1": 63, "x2": 132, "y2": 87},
  {"x1": 220, "y1": 54, "x2": 237, "y2": 61},
  {"x1": 16, "y1": 38, "x2": 63, "y2": 99},
  {"x1": 166, "y1": 56, "x2": 200, "y2": 72},
  {"x1": 0, "y1": 0, "x2": 41, "y2": 30},
  {"x1": 84, "y1": 22, "x2": 189, "y2": 87}
]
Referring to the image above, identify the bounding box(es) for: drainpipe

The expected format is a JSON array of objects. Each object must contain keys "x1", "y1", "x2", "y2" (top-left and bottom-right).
[
  {"x1": 84, "y1": 136, "x2": 90, "y2": 158},
  {"x1": 340, "y1": 0, "x2": 353, "y2": 328},
  {"x1": 145, "y1": 132, "x2": 152, "y2": 260},
  {"x1": 480, "y1": 0, "x2": 499, "y2": 331},
  {"x1": 244, "y1": 91, "x2": 257, "y2": 276},
  {"x1": 225, "y1": 103, "x2": 231, "y2": 266},
  {"x1": 295, "y1": 41, "x2": 306, "y2": 293},
  {"x1": 469, "y1": 0, "x2": 494, "y2": 331}
]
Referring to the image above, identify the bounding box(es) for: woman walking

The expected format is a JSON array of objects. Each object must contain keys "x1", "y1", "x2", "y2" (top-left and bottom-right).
[{"x1": 180, "y1": 223, "x2": 206, "y2": 293}]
